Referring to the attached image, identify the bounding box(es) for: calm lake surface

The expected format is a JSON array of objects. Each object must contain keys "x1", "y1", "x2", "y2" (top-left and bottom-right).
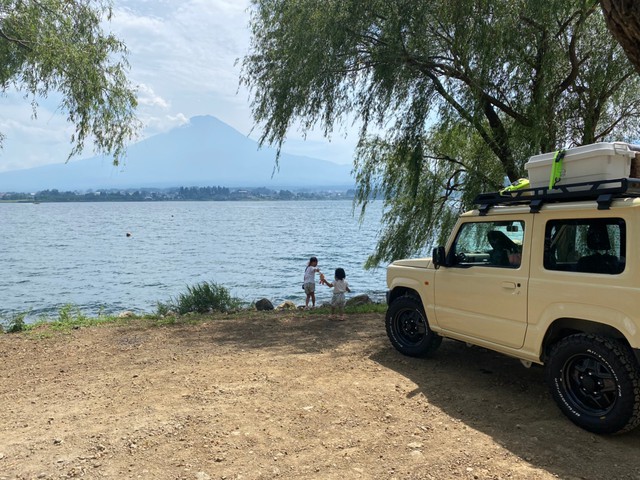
[{"x1": 0, "y1": 200, "x2": 387, "y2": 320}]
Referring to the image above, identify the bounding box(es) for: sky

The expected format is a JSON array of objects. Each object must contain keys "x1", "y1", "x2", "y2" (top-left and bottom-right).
[{"x1": 0, "y1": 0, "x2": 359, "y2": 174}]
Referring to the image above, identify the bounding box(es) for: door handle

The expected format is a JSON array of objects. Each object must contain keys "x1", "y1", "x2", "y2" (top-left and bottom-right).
[{"x1": 501, "y1": 281, "x2": 517, "y2": 290}]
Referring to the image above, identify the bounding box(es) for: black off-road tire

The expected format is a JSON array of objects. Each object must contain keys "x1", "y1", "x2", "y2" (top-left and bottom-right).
[
  {"x1": 385, "y1": 295, "x2": 442, "y2": 357},
  {"x1": 545, "y1": 333, "x2": 640, "y2": 434}
]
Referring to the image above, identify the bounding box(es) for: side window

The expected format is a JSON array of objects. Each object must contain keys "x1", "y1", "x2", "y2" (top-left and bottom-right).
[
  {"x1": 450, "y1": 220, "x2": 525, "y2": 268},
  {"x1": 544, "y1": 218, "x2": 625, "y2": 274}
]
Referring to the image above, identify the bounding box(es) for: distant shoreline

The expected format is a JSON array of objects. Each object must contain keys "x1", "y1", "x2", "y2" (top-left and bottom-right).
[
  {"x1": 0, "y1": 185, "x2": 360, "y2": 203},
  {"x1": 0, "y1": 197, "x2": 355, "y2": 204}
]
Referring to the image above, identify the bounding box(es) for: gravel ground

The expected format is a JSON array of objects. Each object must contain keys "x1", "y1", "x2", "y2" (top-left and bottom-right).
[{"x1": 1, "y1": 310, "x2": 640, "y2": 480}]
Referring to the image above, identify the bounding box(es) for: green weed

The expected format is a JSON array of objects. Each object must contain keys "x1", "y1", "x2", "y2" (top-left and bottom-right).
[
  {"x1": 158, "y1": 281, "x2": 243, "y2": 315},
  {"x1": 32, "y1": 305, "x2": 125, "y2": 332},
  {"x1": 3, "y1": 312, "x2": 29, "y2": 333}
]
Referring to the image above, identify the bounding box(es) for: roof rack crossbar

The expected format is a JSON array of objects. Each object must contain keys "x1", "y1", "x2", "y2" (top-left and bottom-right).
[{"x1": 473, "y1": 178, "x2": 640, "y2": 214}]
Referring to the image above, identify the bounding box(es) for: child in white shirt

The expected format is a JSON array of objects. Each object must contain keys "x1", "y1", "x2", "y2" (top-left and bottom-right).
[
  {"x1": 303, "y1": 256, "x2": 321, "y2": 308},
  {"x1": 322, "y1": 268, "x2": 351, "y2": 320}
]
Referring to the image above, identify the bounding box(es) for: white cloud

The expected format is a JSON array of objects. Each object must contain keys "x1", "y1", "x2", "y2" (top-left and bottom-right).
[
  {"x1": 114, "y1": 1, "x2": 250, "y2": 91},
  {"x1": 136, "y1": 83, "x2": 170, "y2": 109},
  {"x1": 140, "y1": 113, "x2": 189, "y2": 137},
  {"x1": 109, "y1": 0, "x2": 253, "y2": 136}
]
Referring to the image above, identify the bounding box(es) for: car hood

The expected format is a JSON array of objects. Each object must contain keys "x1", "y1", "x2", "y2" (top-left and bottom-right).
[{"x1": 389, "y1": 258, "x2": 434, "y2": 269}]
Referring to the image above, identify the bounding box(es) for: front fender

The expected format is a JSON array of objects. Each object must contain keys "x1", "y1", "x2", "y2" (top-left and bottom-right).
[{"x1": 386, "y1": 264, "x2": 437, "y2": 327}]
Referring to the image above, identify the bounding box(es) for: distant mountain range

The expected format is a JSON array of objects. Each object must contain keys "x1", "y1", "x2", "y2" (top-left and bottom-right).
[{"x1": 0, "y1": 115, "x2": 354, "y2": 192}]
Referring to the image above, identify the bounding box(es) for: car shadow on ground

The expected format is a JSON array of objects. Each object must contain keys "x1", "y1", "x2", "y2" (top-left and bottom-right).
[{"x1": 370, "y1": 339, "x2": 640, "y2": 479}]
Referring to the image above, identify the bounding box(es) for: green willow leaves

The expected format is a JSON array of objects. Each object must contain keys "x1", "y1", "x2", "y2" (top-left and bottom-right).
[
  {"x1": 243, "y1": 0, "x2": 640, "y2": 266},
  {"x1": 0, "y1": 0, "x2": 139, "y2": 164}
]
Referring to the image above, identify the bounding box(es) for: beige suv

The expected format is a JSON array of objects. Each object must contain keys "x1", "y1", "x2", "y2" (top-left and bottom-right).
[{"x1": 385, "y1": 178, "x2": 640, "y2": 434}]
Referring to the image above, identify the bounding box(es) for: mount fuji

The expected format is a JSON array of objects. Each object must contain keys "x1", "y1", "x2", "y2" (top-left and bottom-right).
[{"x1": 0, "y1": 115, "x2": 354, "y2": 192}]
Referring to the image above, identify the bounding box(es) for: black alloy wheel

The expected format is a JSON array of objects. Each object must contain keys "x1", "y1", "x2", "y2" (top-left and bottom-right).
[
  {"x1": 546, "y1": 333, "x2": 640, "y2": 434},
  {"x1": 385, "y1": 295, "x2": 442, "y2": 357}
]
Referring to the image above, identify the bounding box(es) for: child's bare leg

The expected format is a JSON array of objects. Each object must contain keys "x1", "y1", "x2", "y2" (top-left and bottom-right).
[{"x1": 311, "y1": 292, "x2": 316, "y2": 307}]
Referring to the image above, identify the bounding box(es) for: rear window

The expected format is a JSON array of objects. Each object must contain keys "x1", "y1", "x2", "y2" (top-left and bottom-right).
[{"x1": 544, "y1": 218, "x2": 625, "y2": 274}]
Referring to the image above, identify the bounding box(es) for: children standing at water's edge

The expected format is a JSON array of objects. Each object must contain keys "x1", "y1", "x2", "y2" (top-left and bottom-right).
[
  {"x1": 322, "y1": 268, "x2": 351, "y2": 320},
  {"x1": 303, "y1": 256, "x2": 321, "y2": 308}
]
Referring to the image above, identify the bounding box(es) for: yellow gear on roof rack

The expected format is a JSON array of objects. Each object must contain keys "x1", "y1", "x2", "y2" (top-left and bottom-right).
[{"x1": 500, "y1": 178, "x2": 530, "y2": 195}]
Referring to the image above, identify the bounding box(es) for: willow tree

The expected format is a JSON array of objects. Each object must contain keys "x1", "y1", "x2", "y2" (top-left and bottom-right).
[
  {"x1": 0, "y1": 0, "x2": 138, "y2": 163},
  {"x1": 600, "y1": 0, "x2": 640, "y2": 74},
  {"x1": 241, "y1": 0, "x2": 640, "y2": 266}
]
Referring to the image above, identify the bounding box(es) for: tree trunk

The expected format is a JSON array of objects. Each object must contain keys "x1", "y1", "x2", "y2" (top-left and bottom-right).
[{"x1": 600, "y1": 0, "x2": 640, "y2": 74}]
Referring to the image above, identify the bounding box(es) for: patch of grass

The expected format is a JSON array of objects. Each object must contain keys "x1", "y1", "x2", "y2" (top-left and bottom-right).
[
  {"x1": 157, "y1": 281, "x2": 243, "y2": 315},
  {"x1": 44, "y1": 304, "x2": 109, "y2": 330},
  {"x1": 19, "y1": 305, "x2": 124, "y2": 334},
  {"x1": 16, "y1": 305, "x2": 148, "y2": 335},
  {"x1": 156, "y1": 301, "x2": 173, "y2": 317},
  {"x1": 2, "y1": 312, "x2": 29, "y2": 333}
]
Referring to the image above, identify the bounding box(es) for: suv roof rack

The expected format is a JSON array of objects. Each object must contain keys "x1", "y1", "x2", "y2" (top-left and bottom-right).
[{"x1": 474, "y1": 177, "x2": 640, "y2": 215}]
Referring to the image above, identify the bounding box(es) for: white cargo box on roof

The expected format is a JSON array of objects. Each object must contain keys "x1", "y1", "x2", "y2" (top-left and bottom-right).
[{"x1": 525, "y1": 142, "x2": 639, "y2": 189}]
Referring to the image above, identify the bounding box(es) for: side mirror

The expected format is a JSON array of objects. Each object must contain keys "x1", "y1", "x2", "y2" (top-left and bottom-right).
[{"x1": 432, "y1": 246, "x2": 446, "y2": 268}]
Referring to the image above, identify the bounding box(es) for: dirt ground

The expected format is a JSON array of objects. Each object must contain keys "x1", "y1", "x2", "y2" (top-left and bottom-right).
[{"x1": 2, "y1": 311, "x2": 640, "y2": 480}]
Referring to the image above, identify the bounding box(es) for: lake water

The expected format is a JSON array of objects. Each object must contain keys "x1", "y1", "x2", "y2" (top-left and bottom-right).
[{"x1": 0, "y1": 200, "x2": 388, "y2": 320}]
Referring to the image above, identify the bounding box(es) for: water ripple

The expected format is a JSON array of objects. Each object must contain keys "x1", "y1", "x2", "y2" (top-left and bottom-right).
[{"x1": 0, "y1": 200, "x2": 387, "y2": 320}]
